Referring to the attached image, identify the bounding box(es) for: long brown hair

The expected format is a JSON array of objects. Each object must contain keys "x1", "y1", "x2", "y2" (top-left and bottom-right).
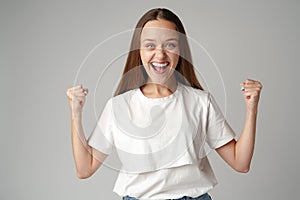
[{"x1": 114, "y1": 8, "x2": 203, "y2": 96}]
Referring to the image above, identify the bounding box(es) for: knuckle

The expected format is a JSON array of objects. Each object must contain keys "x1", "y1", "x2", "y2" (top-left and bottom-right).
[{"x1": 66, "y1": 90, "x2": 72, "y2": 97}]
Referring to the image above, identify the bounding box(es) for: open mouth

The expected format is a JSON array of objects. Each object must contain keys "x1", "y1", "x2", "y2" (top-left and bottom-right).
[{"x1": 150, "y1": 62, "x2": 169, "y2": 74}]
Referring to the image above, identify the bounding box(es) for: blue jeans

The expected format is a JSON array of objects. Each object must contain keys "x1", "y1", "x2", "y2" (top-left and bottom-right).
[{"x1": 122, "y1": 193, "x2": 212, "y2": 200}]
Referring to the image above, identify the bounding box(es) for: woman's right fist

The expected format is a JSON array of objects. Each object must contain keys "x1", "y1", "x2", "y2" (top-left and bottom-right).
[{"x1": 66, "y1": 84, "x2": 89, "y2": 114}]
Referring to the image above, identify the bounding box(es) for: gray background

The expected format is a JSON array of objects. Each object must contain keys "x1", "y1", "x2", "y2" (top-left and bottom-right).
[{"x1": 1, "y1": 0, "x2": 299, "y2": 199}]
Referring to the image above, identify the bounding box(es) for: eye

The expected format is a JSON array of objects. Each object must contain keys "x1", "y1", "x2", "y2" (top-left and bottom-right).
[
  {"x1": 145, "y1": 43, "x2": 155, "y2": 49},
  {"x1": 165, "y1": 43, "x2": 176, "y2": 49}
]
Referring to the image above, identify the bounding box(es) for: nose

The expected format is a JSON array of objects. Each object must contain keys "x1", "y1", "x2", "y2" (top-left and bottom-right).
[{"x1": 155, "y1": 47, "x2": 166, "y2": 60}]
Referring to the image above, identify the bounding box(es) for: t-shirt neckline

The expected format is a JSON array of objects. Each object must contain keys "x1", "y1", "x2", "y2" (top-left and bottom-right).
[{"x1": 137, "y1": 82, "x2": 181, "y2": 102}]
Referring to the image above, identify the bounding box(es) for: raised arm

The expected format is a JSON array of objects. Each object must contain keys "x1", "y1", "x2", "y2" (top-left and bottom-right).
[
  {"x1": 216, "y1": 79, "x2": 262, "y2": 173},
  {"x1": 66, "y1": 85, "x2": 108, "y2": 179}
]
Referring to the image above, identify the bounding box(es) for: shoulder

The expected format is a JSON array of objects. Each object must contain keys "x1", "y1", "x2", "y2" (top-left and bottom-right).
[
  {"x1": 106, "y1": 88, "x2": 140, "y2": 111},
  {"x1": 101, "y1": 89, "x2": 137, "y2": 119},
  {"x1": 179, "y1": 83, "x2": 211, "y2": 105},
  {"x1": 111, "y1": 88, "x2": 138, "y2": 101}
]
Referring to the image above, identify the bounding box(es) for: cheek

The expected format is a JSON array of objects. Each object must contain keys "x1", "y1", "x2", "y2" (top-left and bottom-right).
[
  {"x1": 168, "y1": 52, "x2": 179, "y2": 65},
  {"x1": 140, "y1": 50, "x2": 153, "y2": 65}
]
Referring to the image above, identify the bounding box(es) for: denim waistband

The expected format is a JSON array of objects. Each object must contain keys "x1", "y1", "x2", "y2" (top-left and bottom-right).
[{"x1": 122, "y1": 193, "x2": 211, "y2": 200}]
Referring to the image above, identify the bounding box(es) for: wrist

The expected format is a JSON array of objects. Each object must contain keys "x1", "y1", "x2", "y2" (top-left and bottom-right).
[
  {"x1": 71, "y1": 111, "x2": 83, "y2": 120},
  {"x1": 246, "y1": 106, "x2": 258, "y2": 116}
]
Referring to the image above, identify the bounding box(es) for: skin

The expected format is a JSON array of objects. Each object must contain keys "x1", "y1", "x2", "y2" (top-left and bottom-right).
[
  {"x1": 66, "y1": 19, "x2": 262, "y2": 178},
  {"x1": 139, "y1": 19, "x2": 179, "y2": 97},
  {"x1": 66, "y1": 85, "x2": 105, "y2": 178},
  {"x1": 216, "y1": 79, "x2": 262, "y2": 172}
]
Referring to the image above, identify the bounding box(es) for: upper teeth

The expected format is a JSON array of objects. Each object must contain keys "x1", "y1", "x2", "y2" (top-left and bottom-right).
[{"x1": 152, "y1": 62, "x2": 168, "y2": 68}]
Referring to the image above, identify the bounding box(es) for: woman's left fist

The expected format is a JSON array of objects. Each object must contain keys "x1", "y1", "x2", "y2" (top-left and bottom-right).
[{"x1": 240, "y1": 79, "x2": 263, "y2": 111}]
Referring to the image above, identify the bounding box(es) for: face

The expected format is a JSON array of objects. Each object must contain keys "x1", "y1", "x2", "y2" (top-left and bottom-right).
[{"x1": 140, "y1": 19, "x2": 180, "y2": 85}]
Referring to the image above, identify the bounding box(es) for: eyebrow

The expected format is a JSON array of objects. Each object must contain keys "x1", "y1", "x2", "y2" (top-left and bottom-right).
[{"x1": 142, "y1": 38, "x2": 178, "y2": 43}]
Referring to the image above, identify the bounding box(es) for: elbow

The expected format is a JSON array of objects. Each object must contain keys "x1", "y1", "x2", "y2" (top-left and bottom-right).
[
  {"x1": 76, "y1": 170, "x2": 92, "y2": 179},
  {"x1": 77, "y1": 174, "x2": 89, "y2": 179},
  {"x1": 234, "y1": 165, "x2": 250, "y2": 173},
  {"x1": 236, "y1": 167, "x2": 250, "y2": 173}
]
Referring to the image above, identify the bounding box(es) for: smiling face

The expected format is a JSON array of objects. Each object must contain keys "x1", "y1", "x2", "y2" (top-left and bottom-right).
[{"x1": 140, "y1": 19, "x2": 180, "y2": 85}]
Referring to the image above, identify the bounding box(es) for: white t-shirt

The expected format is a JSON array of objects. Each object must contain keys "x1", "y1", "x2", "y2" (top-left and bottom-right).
[{"x1": 88, "y1": 82, "x2": 235, "y2": 199}]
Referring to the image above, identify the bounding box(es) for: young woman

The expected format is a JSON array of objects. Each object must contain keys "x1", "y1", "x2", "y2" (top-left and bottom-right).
[{"x1": 66, "y1": 8, "x2": 262, "y2": 200}]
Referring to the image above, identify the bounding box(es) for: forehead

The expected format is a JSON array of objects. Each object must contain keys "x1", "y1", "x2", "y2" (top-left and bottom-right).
[{"x1": 140, "y1": 19, "x2": 178, "y2": 41}]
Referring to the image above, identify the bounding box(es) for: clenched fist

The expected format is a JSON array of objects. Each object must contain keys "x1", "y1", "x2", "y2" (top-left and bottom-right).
[
  {"x1": 240, "y1": 79, "x2": 263, "y2": 112},
  {"x1": 66, "y1": 84, "x2": 89, "y2": 116}
]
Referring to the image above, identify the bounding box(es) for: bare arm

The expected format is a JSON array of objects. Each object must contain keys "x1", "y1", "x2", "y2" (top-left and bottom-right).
[
  {"x1": 67, "y1": 85, "x2": 108, "y2": 179},
  {"x1": 216, "y1": 79, "x2": 262, "y2": 173}
]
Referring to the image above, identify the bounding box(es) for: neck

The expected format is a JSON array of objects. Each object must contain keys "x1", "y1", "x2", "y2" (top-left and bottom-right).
[{"x1": 142, "y1": 74, "x2": 178, "y2": 97}]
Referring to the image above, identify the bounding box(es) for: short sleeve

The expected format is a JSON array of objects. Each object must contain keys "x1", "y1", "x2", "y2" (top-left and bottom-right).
[
  {"x1": 205, "y1": 93, "x2": 236, "y2": 149},
  {"x1": 88, "y1": 99, "x2": 114, "y2": 155}
]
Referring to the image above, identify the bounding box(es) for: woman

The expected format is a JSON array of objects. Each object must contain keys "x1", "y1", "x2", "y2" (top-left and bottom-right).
[{"x1": 66, "y1": 8, "x2": 262, "y2": 200}]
